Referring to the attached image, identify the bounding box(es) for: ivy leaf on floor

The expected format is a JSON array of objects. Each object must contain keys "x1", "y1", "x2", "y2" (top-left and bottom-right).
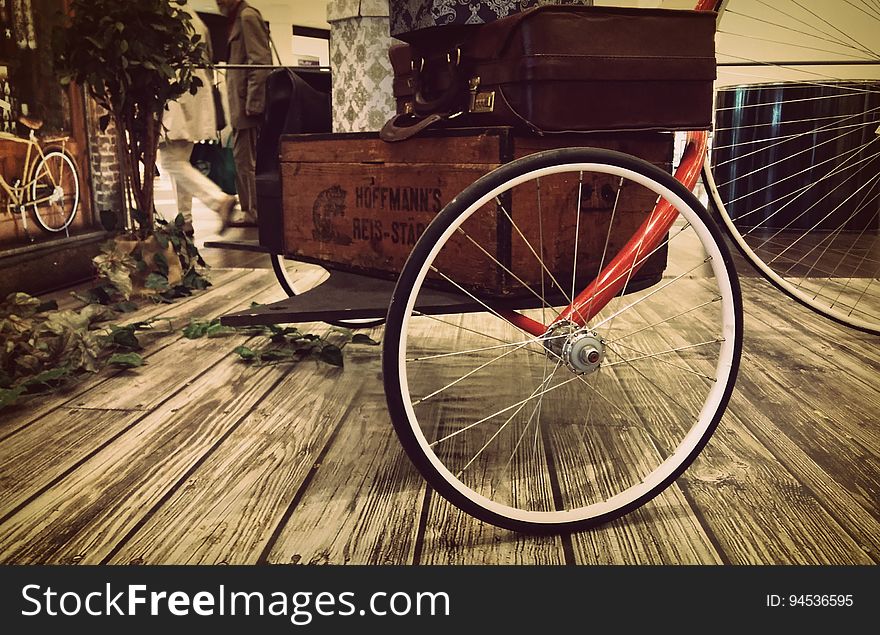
[
  {"x1": 232, "y1": 345, "x2": 257, "y2": 361},
  {"x1": 206, "y1": 323, "x2": 237, "y2": 338},
  {"x1": 92, "y1": 240, "x2": 137, "y2": 300},
  {"x1": 351, "y1": 333, "x2": 380, "y2": 346},
  {"x1": 108, "y1": 352, "x2": 145, "y2": 368},
  {"x1": 113, "y1": 301, "x2": 139, "y2": 313},
  {"x1": 319, "y1": 344, "x2": 344, "y2": 367},
  {"x1": 225, "y1": 326, "x2": 350, "y2": 369},
  {"x1": 0, "y1": 291, "x2": 177, "y2": 412},
  {"x1": 107, "y1": 324, "x2": 143, "y2": 351},
  {"x1": 183, "y1": 318, "x2": 236, "y2": 339},
  {"x1": 145, "y1": 273, "x2": 170, "y2": 292},
  {"x1": 0, "y1": 387, "x2": 25, "y2": 409}
]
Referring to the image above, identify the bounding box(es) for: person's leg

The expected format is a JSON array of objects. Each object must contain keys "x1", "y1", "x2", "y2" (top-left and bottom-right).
[
  {"x1": 232, "y1": 126, "x2": 259, "y2": 221},
  {"x1": 159, "y1": 139, "x2": 235, "y2": 232},
  {"x1": 158, "y1": 142, "x2": 193, "y2": 228},
  {"x1": 172, "y1": 174, "x2": 193, "y2": 227}
]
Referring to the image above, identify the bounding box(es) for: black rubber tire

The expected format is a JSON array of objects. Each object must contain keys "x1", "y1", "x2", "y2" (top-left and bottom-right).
[{"x1": 383, "y1": 147, "x2": 743, "y2": 533}]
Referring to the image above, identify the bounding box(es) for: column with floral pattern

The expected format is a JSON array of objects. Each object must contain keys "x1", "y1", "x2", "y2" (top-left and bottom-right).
[{"x1": 327, "y1": 0, "x2": 396, "y2": 132}]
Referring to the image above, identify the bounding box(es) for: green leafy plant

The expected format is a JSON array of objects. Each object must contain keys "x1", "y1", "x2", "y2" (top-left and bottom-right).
[
  {"x1": 182, "y1": 318, "x2": 380, "y2": 369},
  {"x1": 53, "y1": 0, "x2": 207, "y2": 234},
  {"x1": 77, "y1": 213, "x2": 211, "y2": 307},
  {"x1": 0, "y1": 292, "x2": 169, "y2": 410},
  {"x1": 92, "y1": 240, "x2": 138, "y2": 300},
  {"x1": 0, "y1": 289, "x2": 379, "y2": 412},
  {"x1": 152, "y1": 214, "x2": 211, "y2": 296}
]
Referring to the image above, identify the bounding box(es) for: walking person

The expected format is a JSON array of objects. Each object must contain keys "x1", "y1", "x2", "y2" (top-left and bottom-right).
[
  {"x1": 159, "y1": 11, "x2": 236, "y2": 236},
  {"x1": 216, "y1": 0, "x2": 272, "y2": 226}
]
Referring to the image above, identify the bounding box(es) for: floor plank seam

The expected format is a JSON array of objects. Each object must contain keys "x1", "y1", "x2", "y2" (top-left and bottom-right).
[
  {"x1": 411, "y1": 486, "x2": 433, "y2": 566},
  {"x1": 539, "y1": 421, "x2": 576, "y2": 565},
  {"x1": 256, "y1": 386, "x2": 367, "y2": 565},
  {"x1": 734, "y1": 416, "x2": 880, "y2": 564},
  {"x1": 100, "y1": 353, "x2": 291, "y2": 565},
  {"x1": 674, "y1": 478, "x2": 732, "y2": 565},
  {"x1": 0, "y1": 334, "x2": 262, "y2": 528},
  {"x1": 741, "y1": 291, "x2": 880, "y2": 390},
  {"x1": 60, "y1": 407, "x2": 149, "y2": 413},
  {"x1": 0, "y1": 409, "x2": 153, "y2": 526}
]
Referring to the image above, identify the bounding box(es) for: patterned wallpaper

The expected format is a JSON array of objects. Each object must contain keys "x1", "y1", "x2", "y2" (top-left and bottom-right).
[{"x1": 328, "y1": 8, "x2": 396, "y2": 132}]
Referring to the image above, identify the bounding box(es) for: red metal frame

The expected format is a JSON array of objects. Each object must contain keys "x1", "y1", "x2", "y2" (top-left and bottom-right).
[{"x1": 501, "y1": 0, "x2": 716, "y2": 338}]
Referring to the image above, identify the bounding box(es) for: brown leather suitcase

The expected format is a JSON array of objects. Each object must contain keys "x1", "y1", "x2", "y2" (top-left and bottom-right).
[{"x1": 382, "y1": 5, "x2": 716, "y2": 141}]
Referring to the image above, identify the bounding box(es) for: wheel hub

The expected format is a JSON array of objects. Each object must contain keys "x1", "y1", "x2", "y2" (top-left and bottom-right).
[
  {"x1": 543, "y1": 321, "x2": 606, "y2": 375},
  {"x1": 48, "y1": 186, "x2": 64, "y2": 205}
]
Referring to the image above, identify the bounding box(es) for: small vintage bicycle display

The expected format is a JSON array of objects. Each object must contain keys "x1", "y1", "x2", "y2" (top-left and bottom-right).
[
  {"x1": 0, "y1": 115, "x2": 81, "y2": 237},
  {"x1": 216, "y1": 0, "x2": 878, "y2": 533}
]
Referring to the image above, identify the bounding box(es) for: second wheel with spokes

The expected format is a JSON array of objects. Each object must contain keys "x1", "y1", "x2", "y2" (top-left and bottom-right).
[
  {"x1": 30, "y1": 148, "x2": 80, "y2": 233},
  {"x1": 383, "y1": 147, "x2": 743, "y2": 533},
  {"x1": 705, "y1": 0, "x2": 880, "y2": 333}
]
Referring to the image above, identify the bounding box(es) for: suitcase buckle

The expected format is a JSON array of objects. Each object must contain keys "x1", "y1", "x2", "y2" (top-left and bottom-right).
[{"x1": 468, "y1": 77, "x2": 495, "y2": 114}]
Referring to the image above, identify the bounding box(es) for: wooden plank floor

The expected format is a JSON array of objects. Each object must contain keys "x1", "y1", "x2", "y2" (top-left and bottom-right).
[{"x1": 0, "y1": 259, "x2": 877, "y2": 565}]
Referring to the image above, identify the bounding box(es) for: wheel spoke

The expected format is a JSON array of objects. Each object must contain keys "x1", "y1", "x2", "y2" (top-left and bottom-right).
[
  {"x1": 412, "y1": 311, "x2": 545, "y2": 354},
  {"x1": 427, "y1": 373, "x2": 582, "y2": 449},
  {"x1": 763, "y1": 166, "x2": 880, "y2": 264},
  {"x1": 412, "y1": 337, "x2": 539, "y2": 406},
  {"x1": 456, "y1": 363, "x2": 561, "y2": 479},
  {"x1": 560, "y1": 221, "x2": 693, "y2": 326},
  {"x1": 455, "y1": 226, "x2": 561, "y2": 321},
  {"x1": 788, "y1": 178, "x2": 880, "y2": 281},
  {"x1": 715, "y1": 109, "x2": 879, "y2": 181},
  {"x1": 591, "y1": 257, "x2": 713, "y2": 332},
  {"x1": 570, "y1": 171, "x2": 585, "y2": 319},
  {"x1": 604, "y1": 340, "x2": 721, "y2": 382},
  {"x1": 585, "y1": 177, "x2": 625, "y2": 322},
  {"x1": 496, "y1": 196, "x2": 575, "y2": 312},
  {"x1": 607, "y1": 296, "x2": 723, "y2": 345},
  {"x1": 734, "y1": 145, "x2": 880, "y2": 228}
]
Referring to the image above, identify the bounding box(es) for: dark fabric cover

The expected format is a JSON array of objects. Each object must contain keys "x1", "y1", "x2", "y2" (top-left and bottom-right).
[
  {"x1": 256, "y1": 69, "x2": 331, "y2": 252},
  {"x1": 389, "y1": 0, "x2": 593, "y2": 40}
]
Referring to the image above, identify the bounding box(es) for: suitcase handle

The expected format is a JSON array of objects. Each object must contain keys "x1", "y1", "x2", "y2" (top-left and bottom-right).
[{"x1": 411, "y1": 48, "x2": 467, "y2": 117}]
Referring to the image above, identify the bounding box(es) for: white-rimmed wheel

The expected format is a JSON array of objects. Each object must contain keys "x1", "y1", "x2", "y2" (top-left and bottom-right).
[
  {"x1": 30, "y1": 149, "x2": 80, "y2": 233},
  {"x1": 270, "y1": 254, "x2": 385, "y2": 328},
  {"x1": 383, "y1": 148, "x2": 742, "y2": 533},
  {"x1": 704, "y1": 0, "x2": 880, "y2": 333}
]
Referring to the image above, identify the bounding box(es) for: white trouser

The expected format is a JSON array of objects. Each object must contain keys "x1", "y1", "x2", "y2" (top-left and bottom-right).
[{"x1": 158, "y1": 140, "x2": 228, "y2": 223}]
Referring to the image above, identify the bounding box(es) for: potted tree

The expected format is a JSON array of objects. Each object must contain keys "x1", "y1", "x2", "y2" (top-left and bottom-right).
[{"x1": 53, "y1": 0, "x2": 209, "y2": 298}]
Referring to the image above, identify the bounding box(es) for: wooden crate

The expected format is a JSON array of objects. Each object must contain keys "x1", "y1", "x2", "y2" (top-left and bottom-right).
[{"x1": 280, "y1": 127, "x2": 673, "y2": 298}]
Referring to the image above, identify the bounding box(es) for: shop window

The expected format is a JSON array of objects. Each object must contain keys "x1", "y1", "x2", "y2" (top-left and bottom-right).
[{"x1": 0, "y1": 0, "x2": 72, "y2": 135}]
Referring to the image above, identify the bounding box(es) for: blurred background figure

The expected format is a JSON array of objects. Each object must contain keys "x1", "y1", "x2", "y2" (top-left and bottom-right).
[
  {"x1": 216, "y1": 0, "x2": 271, "y2": 226},
  {"x1": 158, "y1": 10, "x2": 236, "y2": 237}
]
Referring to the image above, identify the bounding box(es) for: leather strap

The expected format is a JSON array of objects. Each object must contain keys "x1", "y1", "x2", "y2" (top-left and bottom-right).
[{"x1": 379, "y1": 113, "x2": 448, "y2": 143}]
